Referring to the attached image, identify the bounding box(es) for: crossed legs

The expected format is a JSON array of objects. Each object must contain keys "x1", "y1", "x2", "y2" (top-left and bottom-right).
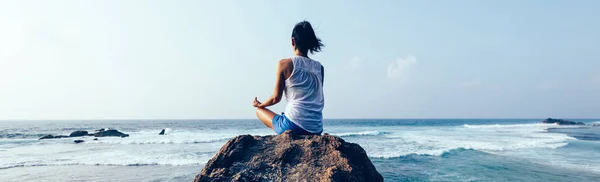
[{"x1": 255, "y1": 107, "x2": 276, "y2": 129}]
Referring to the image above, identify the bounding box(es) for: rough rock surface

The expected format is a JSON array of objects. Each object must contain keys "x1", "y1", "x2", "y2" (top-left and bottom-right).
[
  {"x1": 69, "y1": 131, "x2": 89, "y2": 137},
  {"x1": 195, "y1": 130, "x2": 383, "y2": 182},
  {"x1": 541, "y1": 118, "x2": 585, "y2": 125},
  {"x1": 94, "y1": 129, "x2": 129, "y2": 138}
]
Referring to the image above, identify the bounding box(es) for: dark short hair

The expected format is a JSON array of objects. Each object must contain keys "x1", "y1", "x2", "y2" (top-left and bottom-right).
[{"x1": 291, "y1": 21, "x2": 324, "y2": 55}]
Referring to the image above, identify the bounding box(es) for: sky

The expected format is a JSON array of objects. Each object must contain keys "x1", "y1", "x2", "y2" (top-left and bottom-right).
[{"x1": 0, "y1": 0, "x2": 599, "y2": 120}]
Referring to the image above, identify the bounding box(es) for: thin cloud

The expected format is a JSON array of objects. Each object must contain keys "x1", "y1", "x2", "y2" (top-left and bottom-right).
[{"x1": 387, "y1": 55, "x2": 416, "y2": 81}]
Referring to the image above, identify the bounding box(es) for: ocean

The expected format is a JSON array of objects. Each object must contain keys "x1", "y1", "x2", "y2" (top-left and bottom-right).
[{"x1": 1, "y1": 119, "x2": 599, "y2": 182}]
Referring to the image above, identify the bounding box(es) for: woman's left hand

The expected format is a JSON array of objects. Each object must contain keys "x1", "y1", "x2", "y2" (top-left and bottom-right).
[{"x1": 252, "y1": 97, "x2": 262, "y2": 107}]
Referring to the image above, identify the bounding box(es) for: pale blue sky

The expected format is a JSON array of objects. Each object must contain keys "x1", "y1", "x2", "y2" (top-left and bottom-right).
[{"x1": 1, "y1": 0, "x2": 599, "y2": 120}]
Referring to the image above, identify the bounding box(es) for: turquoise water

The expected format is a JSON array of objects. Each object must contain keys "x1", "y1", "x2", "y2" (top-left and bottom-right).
[{"x1": 1, "y1": 119, "x2": 599, "y2": 181}]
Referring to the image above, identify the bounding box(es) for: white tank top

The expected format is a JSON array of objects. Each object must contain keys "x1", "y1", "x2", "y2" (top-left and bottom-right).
[{"x1": 284, "y1": 56, "x2": 324, "y2": 133}]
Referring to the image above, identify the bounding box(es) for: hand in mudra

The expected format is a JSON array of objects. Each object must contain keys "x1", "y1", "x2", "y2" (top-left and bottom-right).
[{"x1": 252, "y1": 97, "x2": 262, "y2": 108}]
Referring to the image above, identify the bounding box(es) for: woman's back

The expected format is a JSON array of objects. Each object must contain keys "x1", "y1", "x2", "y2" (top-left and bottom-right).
[
  {"x1": 252, "y1": 20, "x2": 324, "y2": 135},
  {"x1": 284, "y1": 56, "x2": 324, "y2": 134}
]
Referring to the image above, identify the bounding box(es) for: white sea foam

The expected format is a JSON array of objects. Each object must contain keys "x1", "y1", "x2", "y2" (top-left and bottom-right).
[
  {"x1": 350, "y1": 123, "x2": 575, "y2": 158},
  {"x1": 61, "y1": 129, "x2": 251, "y2": 145},
  {"x1": 333, "y1": 131, "x2": 391, "y2": 137},
  {"x1": 0, "y1": 128, "x2": 275, "y2": 170},
  {"x1": 0, "y1": 121, "x2": 596, "y2": 177},
  {"x1": 90, "y1": 137, "x2": 232, "y2": 145},
  {"x1": 463, "y1": 123, "x2": 558, "y2": 129}
]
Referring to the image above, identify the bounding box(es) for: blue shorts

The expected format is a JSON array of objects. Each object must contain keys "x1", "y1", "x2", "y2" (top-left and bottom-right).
[{"x1": 272, "y1": 113, "x2": 311, "y2": 135}]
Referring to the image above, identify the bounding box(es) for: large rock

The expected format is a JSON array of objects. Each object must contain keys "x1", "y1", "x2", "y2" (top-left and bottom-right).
[
  {"x1": 69, "y1": 131, "x2": 89, "y2": 137},
  {"x1": 541, "y1": 118, "x2": 585, "y2": 125},
  {"x1": 94, "y1": 129, "x2": 129, "y2": 138},
  {"x1": 195, "y1": 130, "x2": 383, "y2": 182}
]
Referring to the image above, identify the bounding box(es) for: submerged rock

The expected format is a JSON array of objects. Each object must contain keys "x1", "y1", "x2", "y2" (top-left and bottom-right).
[
  {"x1": 74, "y1": 140, "x2": 84, "y2": 144},
  {"x1": 541, "y1": 118, "x2": 585, "y2": 125},
  {"x1": 94, "y1": 129, "x2": 129, "y2": 138},
  {"x1": 195, "y1": 130, "x2": 383, "y2": 182},
  {"x1": 69, "y1": 131, "x2": 89, "y2": 137},
  {"x1": 39, "y1": 135, "x2": 69, "y2": 140}
]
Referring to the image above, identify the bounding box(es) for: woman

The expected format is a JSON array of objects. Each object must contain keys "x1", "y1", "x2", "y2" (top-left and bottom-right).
[{"x1": 252, "y1": 21, "x2": 324, "y2": 135}]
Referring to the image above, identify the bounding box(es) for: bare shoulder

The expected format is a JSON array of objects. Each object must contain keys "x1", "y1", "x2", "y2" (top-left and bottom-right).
[
  {"x1": 278, "y1": 58, "x2": 292, "y2": 66},
  {"x1": 277, "y1": 58, "x2": 293, "y2": 70},
  {"x1": 278, "y1": 58, "x2": 294, "y2": 79}
]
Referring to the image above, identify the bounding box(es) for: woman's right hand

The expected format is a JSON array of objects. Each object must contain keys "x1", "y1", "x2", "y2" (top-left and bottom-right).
[{"x1": 252, "y1": 97, "x2": 262, "y2": 108}]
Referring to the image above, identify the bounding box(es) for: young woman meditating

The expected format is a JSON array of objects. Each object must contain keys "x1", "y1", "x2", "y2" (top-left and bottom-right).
[{"x1": 252, "y1": 21, "x2": 324, "y2": 135}]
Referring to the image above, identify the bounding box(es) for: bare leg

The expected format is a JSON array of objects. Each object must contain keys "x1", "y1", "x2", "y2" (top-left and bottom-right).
[{"x1": 256, "y1": 107, "x2": 276, "y2": 129}]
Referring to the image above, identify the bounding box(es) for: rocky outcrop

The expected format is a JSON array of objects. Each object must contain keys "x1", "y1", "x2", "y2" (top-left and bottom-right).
[
  {"x1": 69, "y1": 131, "x2": 89, "y2": 137},
  {"x1": 94, "y1": 129, "x2": 129, "y2": 138},
  {"x1": 541, "y1": 118, "x2": 584, "y2": 125},
  {"x1": 39, "y1": 135, "x2": 69, "y2": 140},
  {"x1": 195, "y1": 130, "x2": 383, "y2": 182},
  {"x1": 39, "y1": 129, "x2": 129, "y2": 140},
  {"x1": 159, "y1": 129, "x2": 166, "y2": 135}
]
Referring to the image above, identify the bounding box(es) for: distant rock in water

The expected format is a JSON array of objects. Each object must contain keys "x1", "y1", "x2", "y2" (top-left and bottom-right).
[
  {"x1": 74, "y1": 140, "x2": 84, "y2": 144},
  {"x1": 94, "y1": 129, "x2": 129, "y2": 138},
  {"x1": 195, "y1": 130, "x2": 383, "y2": 182},
  {"x1": 159, "y1": 129, "x2": 166, "y2": 135},
  {"x1": 541, "y1": 118, "x2": 585, "y2": 125},
  {"x1": 39, "y1": 129, "x2": 129, "y2": 139},
  {"x1": 39, "y1": 135, "x2": 69, "y2": 140},
  {"x1": 69, "y1": 131, "x2": 89, "y2": 137}
]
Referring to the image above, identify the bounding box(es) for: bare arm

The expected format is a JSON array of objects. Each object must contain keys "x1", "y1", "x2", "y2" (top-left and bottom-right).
[{"x1": 254, "y1": 60, "x2": 287, "y2": 108}]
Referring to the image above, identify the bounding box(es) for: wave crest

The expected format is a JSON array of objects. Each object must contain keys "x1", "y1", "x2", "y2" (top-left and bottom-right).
[
  {"x1": 91, "y1": 138, "x2": 232, "y2": 145},
  {"x1": 0, "y1": 162, "x2": 204, "y2": 170},
  {"x1": 463, "y1": 123, "x2": 558, "y2": 129},
  {"x1": 334, "y1": 131, "x2": 391, "y2": 137}
]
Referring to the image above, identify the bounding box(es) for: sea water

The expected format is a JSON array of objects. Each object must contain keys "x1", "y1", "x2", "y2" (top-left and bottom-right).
[{"x1": 1, "y1": 119, "x2": 599, "y2": 181}]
